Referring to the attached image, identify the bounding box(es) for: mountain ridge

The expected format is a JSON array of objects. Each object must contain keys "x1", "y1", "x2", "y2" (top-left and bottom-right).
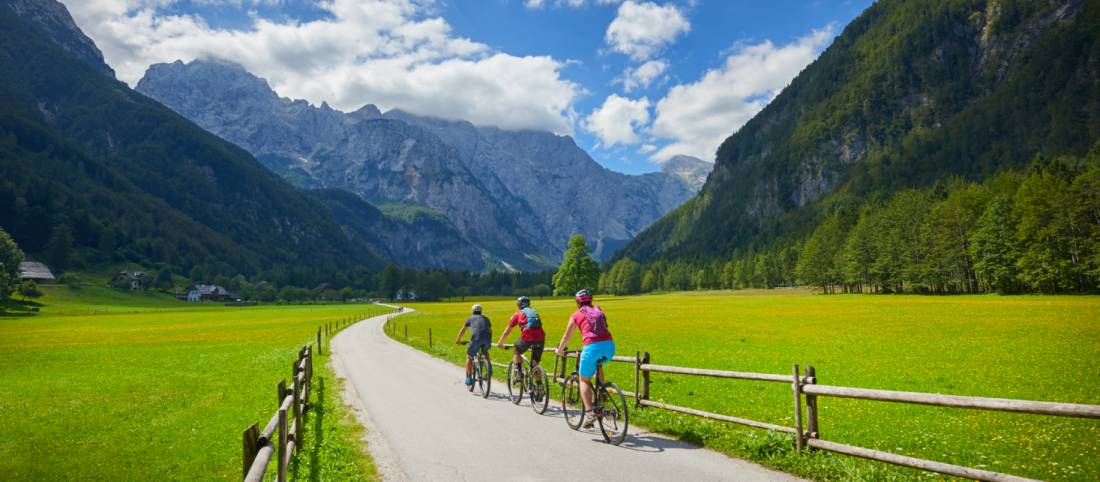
[
  {"x1": 617, "y1": 0, "x2": 1100, "y2": 264},
  {"x1": 135, "y1": 59, "x2": 712, "y2": 265}
]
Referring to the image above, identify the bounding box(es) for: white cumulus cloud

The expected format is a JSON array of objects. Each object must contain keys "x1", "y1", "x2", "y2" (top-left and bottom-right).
[
  {"x1": 620, "y1": 58, "x2": 667, "y2": 92},
  {"x1": 61, "y1": 0, "x2": 581, "y2": 134},
  {"x1": 583, "y1": 94, "x2": 650, "y2": 148},
  {"x1": 650, "y1": 26, "x2": 834, "y2": 161},
  {"x1": 605, "y1": 1, "x2": 689, "y2": 61}
]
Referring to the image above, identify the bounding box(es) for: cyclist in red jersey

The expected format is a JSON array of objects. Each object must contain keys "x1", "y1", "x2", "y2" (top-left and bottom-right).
[{"x1": 496, "y1": 295, "x2": 546, "y2": 368}]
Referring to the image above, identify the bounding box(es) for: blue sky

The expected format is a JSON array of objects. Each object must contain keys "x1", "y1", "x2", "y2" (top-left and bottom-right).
[{"x1": 65, "y1": 0, "x2": 872, "y2": 175}]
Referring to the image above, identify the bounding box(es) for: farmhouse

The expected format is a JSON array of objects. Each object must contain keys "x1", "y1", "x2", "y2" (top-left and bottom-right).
[
  {"x1": 110, "y1": 270, "x2": 146, "y2": 290},
  {"x1": 18, "y1": 261, "x2": 55, "y2": 282},
  {"x1": 186, "y1": 284, "x2": 240, "y2": 302}
]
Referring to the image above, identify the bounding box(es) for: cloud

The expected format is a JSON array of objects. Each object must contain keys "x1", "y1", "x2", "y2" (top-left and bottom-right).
[
  {"x1": 525, "y1": 0, "x2": 620, "y2": 8},
  {"x1": 61, "y1": 0, "x2": 581, "y2": 134},
  {"x1": 582, "y1": 94, "x2": 650, "y2": 148},
  {"x1": 605, "y1": 1, "x2": 689, "y2": 61},
  {"x1": 620, "y1": 58, "x2": 667, "y2": 92},
  {"x1": 649, "y1": 26, "x2": 834, "y2": 161}
]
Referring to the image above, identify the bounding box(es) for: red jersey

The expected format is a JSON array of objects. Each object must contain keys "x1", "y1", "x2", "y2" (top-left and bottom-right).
[{"x1": 509, "y1": 310, "x2": 545, "y2": 342}]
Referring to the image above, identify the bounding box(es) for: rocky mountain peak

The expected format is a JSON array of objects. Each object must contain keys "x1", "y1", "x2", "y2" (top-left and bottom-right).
[
  {"x1": 660, "y1": 155, "x2": 713, "y2": 192},
  {"x1": 352, "y1": 104, "x2": 382, "y2": 120},
  {"x1": 4, "y1": 0, "x2": 115, "y2": 78}
]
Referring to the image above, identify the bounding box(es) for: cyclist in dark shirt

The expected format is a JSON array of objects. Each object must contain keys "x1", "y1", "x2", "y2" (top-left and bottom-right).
[{"x1": 455, "y1": 304, "x2": 492, "y2": 386}]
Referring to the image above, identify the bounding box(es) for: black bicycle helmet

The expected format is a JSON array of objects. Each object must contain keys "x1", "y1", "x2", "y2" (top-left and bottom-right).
[{"x1": 516, "y1": 295, "x2": 531, "y2": 308}]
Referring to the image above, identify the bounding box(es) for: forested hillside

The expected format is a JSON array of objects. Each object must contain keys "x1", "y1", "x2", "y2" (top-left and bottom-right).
[
  {"x1": 0, "y1": 1, "x2": 386, "y2": 279},
  {"x1": 612, "y1": 0, "x2": 1100, "y2": 293}
]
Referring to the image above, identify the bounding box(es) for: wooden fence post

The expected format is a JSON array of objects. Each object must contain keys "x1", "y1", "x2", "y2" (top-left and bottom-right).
[
  {"x1": 242, "y1": 422, "x2": 259, "y2": 480},
  {"x1": 634, "y1": 351, "x2": 641, "y2": 407},
  {"x1": 277, "y1": 406, "x2": 287, "y2": 482},
  {"x1": 792, "y1": 364, "x2": 804, "y2": 453},
  {"x1": 429, "y1": 328, "x2": 433, "y2": 348},
  {"x1": 292, "y1": 368, "x2": 301, "y2": 454},
  {"x1": 642, "y1": 352, "x2": 651, "y2": 401},
  {"x1": 277, "y1": 379, "x2": 287, "y2": 407},
  {"x1": 404, "y1": 324, "x2": 408, "y2": 340},
  {"x1": 316, "y1": 329, "x2": 322, "y2": 355},
  {"x1": 805, "y1": 365, "x2": 819, "y2": 440}
]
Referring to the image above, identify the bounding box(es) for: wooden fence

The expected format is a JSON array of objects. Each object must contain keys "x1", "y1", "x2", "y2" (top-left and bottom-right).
[
  {"x1": 608, "y1": 350, "x2": 1096, "y2": 482},
  {"x1": 240, "y1": 308, "x2": 395, "y2": 482},
  {"x1": 389, "y1": 318, "x2": 1099, "y2": 482}
]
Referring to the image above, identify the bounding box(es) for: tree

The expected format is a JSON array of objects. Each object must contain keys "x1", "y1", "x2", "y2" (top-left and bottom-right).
[
  {"x1": 552, "y1": 235, "x2": 600, "y2": 296},
  {"x1": 842, "y1": 208, "x2": 877, "y2": 292},
  {"x1": 641, "y1": 270, "x2": 658, "y2": 293},
  {"x1": 18, "y1": 280, "x2": 42, "y2": 302},
  {"x1": 155, "y1": 268, "x2": 173, "y2": 290},
  {"x1": 0, "y1": 227, "x2": 25, "y2": 303},
  {"x1": 796, "y1": 213, "x2": 848, "y2": 293},
  {"x1": 1014, "y1": 169, "x2": 1081, "y2": 292},
  {"x1": 530, "y1": 284, "x2": 552, "y2": 298},
  {"x1": 46, "y1": 224, "x2": 74, "y2": 273},
  {"x1": 970, "y1": 197, "x2": 1020, "y2": 293},
  {"x1": 380, "y1": 263, "x2": 401, "y2": 300},
  {"x1": 189, "y1": 265, "x2": 208, "y2": 284}
]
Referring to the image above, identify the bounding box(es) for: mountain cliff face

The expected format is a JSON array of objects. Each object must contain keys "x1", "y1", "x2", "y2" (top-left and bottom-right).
[
  {"x1": 4, "y1": 0, "x2": 114, "y2": 78},
  {"x1": 617, "y1": 0, "x2": 1100, "y2": 263},
  {"x1": 136, "y1": 60, "x2": 710, "y2": 266}
]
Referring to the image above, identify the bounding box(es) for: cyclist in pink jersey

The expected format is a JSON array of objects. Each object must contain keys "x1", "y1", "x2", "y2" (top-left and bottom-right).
[{"x1": 554, "y1": 288, "x2": 615, "y2": 428}]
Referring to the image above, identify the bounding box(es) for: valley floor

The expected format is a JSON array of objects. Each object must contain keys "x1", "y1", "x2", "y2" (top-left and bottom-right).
[{"x1": 387, "y1": 290, "x2": 1100, "y2": 481}]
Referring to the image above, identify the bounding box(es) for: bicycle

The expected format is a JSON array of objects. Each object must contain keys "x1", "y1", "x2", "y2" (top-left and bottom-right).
[
  {"x1": 558, "y1": 349, "x2": 629, "y2": 445},
  {"x1": 459, "y1": 341, "x2": 492, "y2": 398},
  {"x1": 505, "y1": 347, "x2": 550, "y2": 414}
]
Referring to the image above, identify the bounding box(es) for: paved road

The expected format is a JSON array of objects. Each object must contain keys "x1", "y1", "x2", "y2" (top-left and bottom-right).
[{"x1": 331, "y1": 310, "x2": 803, "y2": 482}]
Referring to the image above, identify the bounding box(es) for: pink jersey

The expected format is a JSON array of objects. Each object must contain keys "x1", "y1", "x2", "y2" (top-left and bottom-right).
[{"x1": 571, "y1": 305, "x2": 612, "y2": 345}]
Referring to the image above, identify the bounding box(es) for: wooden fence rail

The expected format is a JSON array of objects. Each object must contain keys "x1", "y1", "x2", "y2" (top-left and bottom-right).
[
  {"x1": 241, "y1": 307, "x2": 396, "y2": 482},
  {"x1": 627, "y1": 354, "x2": 1098, "y2": 482},
  {"x1": 241, "y1": 345, "x2": 312, "y2": 482}
]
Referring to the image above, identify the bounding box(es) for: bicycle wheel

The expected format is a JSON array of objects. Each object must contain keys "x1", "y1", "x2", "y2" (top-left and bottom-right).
[
  {"x1": 597, "y1": 382, "x2": 629, "y2": 445},
  {"x1": 507, "y1": 361, "x2": 524, "y2": 404},
  {"x1": 529, "y1": 365, "x2": 550, "y2": 415},
  {"x1": 478, "y1": 357, "x2": 491, "y2": 398},
  {"x1": 471, "y1": 359, "x2": 483, "y2": 395},
  {"x1": 466, "y1": 361, "x2": 475, "y2": 393},
  {"x1": 561, "y1": 372, "x2": 584, "y2": 430}
]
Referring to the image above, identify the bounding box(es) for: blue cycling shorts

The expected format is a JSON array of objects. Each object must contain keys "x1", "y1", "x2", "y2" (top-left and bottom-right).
[{"x1": 579, "y1": 340, "x2": 616, "y2": 378}]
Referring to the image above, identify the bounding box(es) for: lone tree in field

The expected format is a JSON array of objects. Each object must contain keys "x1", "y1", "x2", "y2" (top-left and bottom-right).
[
  {"x1": 0, "y1": 227, "x2": 25, "y2": 303},
  {"x1": 18, "y1": 280, "x2": 42, "y2": 302},
  {"x1": 552, "y1": 234, "x2": 600, "y2": 296}
]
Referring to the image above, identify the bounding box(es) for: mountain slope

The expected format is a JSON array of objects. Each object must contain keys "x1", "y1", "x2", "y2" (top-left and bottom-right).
[
  {"x1": 617, "y1": 0, "x2": 1100, "y2": 263},
  {"x1": 136, "y1": 60, "x2": 711, "y2": 264},
  {"x1": 0, "y1": 0, "x2": 396, "y2": 275}
]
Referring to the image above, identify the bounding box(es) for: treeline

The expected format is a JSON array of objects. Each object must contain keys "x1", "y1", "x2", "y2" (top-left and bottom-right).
[
  {"x1": 605, "y1": 151, "x2": 1099, "y2": 295},
  {"x1": 138, "y1": 264, "x2": 555, "y2": 303}
]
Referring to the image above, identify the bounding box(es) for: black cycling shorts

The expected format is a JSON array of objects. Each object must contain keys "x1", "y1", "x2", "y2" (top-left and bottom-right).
[{"x1": 514, "y1": 338, "x2": 545, "y2": 364}]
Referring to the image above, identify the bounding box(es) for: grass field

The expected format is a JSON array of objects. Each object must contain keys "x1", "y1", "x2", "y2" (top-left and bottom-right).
[
  {"x1": 389, "y1": 291, "x2": 1100, "y2": 481},
  {"x1": 0, "y1": 284, "x2": 380, "y2": 481}
]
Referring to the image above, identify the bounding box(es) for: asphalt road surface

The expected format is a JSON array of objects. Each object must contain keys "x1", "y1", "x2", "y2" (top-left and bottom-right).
[{"x1": 331, "y1": 310, "x2": 803, "y2": 482}]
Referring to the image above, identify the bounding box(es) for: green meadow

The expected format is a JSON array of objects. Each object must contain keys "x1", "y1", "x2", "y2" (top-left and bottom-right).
[
  {"x1": 0, "y1": 285, "x2": 378, "y2": 481},
  {"x1": 392, "y1": 291, "x2": 1100, "y2": 481}
]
